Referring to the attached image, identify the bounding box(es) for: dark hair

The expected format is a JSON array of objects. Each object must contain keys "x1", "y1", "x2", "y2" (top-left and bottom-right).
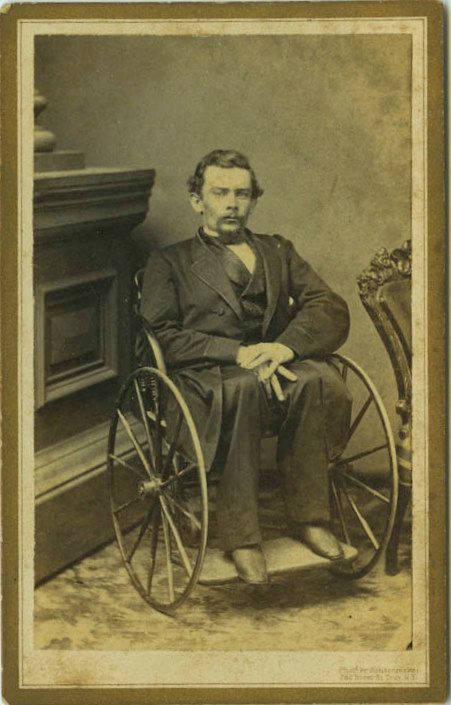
[{"x1": 187, "y1": 149, "x2": 264, "y2": 200}]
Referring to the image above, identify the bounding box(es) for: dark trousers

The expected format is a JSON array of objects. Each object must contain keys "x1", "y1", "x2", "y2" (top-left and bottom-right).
[{"x1": 214, "y1": 359, "x2": 352, "y2": 552}]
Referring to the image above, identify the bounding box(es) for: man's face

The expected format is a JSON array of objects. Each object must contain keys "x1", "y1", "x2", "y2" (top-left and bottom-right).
[{"x1": 190, "y1": 165, "x2": 255, "y2": 237}]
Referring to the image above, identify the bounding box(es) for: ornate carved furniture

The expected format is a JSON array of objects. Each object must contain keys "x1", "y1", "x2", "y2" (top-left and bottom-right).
[
  {"x1": 357, "y1": 240, "x2": 412, "y2": 575},
  {"x1": 34, "y1": 92, "x2": 155, "y2": 582}
]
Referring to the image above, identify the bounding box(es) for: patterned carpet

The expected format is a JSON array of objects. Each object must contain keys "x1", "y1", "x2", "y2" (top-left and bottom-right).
[{"x1": 34, "y1": 482, "x2": 412, "y2": 652}]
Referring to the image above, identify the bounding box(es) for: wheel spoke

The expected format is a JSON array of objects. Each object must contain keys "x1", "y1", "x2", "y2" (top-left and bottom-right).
[
  {"x1": 146, "y1": 409, "x2": 167, "y2": 428},
  {"x1": 339, "y1": 470, "x2": 390, "y2": 504},
  {"x1": 162, "y1": 413, "x2": 184, "y2": 478},
  {"x1": 113, "y1": 495, "x2": 142, "y2": 515},
  {"x1": 340, "y1": 443, "x2": 388, "y2": 465},
  {"x1": 161, "y1": 513, "x2": 175, "y2": 602},
  {"x1": 341, "y1": 364, "x2": 348, "y2": 382},
  {"x1": 331, "y1": 479, "x2": 351, "y2": 545},
  {"x1": 348, "y1": 394, "x2": 372, "y2": 441},
  {"x1": 341, "y1": 484, "x2": 379, "y2": 550},
  {"x1": 109, "y1": 453, "x2": 147, "y2": 480},
  {"x1": 127, "y1": 501, "x2": 156, "y2": 563},
  {"x1": 117, "y1": 410, "x2": 152, "y2": 478},
  {"x1": 323, "y1": 355, "x2": 399, "y2": 579},
  {"x1": 160, "y1": 463, "x2": 197, "y2": 489},
  {"x1": 153, "y1": 380, "x2": 164, "y2": 474},
  {"x1": 163, "y1": 491, "x2": 201, "y2": 531},
  {"x1": 159, "y1": 495, "x2": 192, "y2": 577},
  {"x1": 134, "y1": 379, "x2": 157, "y2": 470},
  {"x1": 109, "y1": 366, "x2": 208, "y2": 610},
  {"x1": 147, "y1": 505, "x2": 161, "y2": 595}
]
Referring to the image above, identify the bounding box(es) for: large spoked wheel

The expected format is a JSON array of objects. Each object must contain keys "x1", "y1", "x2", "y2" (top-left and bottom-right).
[
  {"x1": 107, "y1": 366, "x2": 208, "y2": 613},
  {"x1": 328, "y1": 354, "x2": 398, "y2": 579}
]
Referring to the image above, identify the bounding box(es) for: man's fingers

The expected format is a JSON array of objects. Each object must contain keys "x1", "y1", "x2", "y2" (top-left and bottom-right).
[
  {"x1": 256, "y1": 364, "x2": 270, "y2": 382},
  {"x1": 263, "y1": 378, "x2": 273, "y2": 400},
  {"x1": 237, "y1": 344, "x2": 265, "y2": 365},
  {"x1": 259, "y1": 362, "x2": 298, "y2": 381},
  {"x1": 247, "y1": 353, "x2": 272, "y2": 369},
  {"x1": 259, "y1": 360, "x2": 279, "y2": 380},
  {"x1": 270, "y1": 374, "x2": 285, "y2": 401},
  {"x1": 238, "y1": 352, "x2": 259, "y2": 366},
  {"x1": 240, "y1": 357, "x2": 261, "y2": 369},
  {"x1": 240, "y1": 350, "x2": 268, "y2": 367},
  {"x1": 278, "y1": 365, "x2": 298, "y2": 382}
]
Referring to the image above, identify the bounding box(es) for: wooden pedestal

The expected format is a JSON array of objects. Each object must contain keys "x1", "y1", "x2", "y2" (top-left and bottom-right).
[{"x1": 34, "y1": 166, "x2": 155, "y2": 583}]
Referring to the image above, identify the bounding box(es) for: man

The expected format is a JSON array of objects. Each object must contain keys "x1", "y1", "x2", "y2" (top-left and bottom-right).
[{"x1": 140, "y1": 149, "x2": 352, "y2": 584}]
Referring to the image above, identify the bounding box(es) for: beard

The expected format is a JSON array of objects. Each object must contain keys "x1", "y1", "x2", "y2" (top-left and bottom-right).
[{"x1": 217, "y1": 215, "x2": 244, "y2": 233}]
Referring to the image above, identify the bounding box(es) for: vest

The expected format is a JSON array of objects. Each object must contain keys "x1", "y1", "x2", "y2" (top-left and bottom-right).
[{"x1": 199, "y1": 230, "x2": 267, "y2": 343}]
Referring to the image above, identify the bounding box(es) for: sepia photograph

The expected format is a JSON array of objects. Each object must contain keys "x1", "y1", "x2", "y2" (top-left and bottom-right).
[{"x1": 0, "y1": 2, "x2": 446, "y2": 703}]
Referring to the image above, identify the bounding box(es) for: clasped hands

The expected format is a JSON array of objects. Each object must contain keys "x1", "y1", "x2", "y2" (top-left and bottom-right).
[{"x1": 236, "y1": 342, "x2": 297, "y2": 401}]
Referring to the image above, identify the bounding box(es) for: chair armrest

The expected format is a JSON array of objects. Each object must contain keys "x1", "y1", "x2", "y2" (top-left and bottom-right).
[{"x1": 137, "y1": 315, "x2": 167, "y2": 375}]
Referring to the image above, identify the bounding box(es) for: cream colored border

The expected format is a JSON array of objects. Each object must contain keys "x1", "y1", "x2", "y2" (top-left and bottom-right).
[{"x1": 18, "y1": 17, "x2": 428, "y2": 688}]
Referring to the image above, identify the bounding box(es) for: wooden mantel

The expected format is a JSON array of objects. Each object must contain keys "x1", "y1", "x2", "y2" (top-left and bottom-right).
[{"x1": 34, "y1": 167, "x2": 155, "y2": 238}]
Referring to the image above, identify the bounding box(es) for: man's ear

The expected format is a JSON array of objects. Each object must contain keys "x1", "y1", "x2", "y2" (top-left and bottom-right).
[{"x1": 189, "y1": 192, "x2": 204, "y2": 215}]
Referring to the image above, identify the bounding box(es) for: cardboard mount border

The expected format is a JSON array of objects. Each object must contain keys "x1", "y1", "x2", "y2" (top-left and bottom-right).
[{"x1": 0, "y1": 2, "x2": 446, "y2": 704}]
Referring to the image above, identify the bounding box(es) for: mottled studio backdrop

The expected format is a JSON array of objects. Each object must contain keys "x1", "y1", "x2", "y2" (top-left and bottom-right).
[{"x1": 35, "y1": 34, "x2": 412, "y2": 417}]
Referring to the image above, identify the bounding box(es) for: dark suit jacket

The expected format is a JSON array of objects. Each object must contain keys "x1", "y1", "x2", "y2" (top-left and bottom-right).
[{"x1": 140, "y1": 230, "x2": 350, "y2": 470}]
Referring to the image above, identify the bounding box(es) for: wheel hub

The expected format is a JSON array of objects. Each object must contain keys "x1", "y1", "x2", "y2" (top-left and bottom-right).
[{"x1": 138, "y1": 478, "x2": 161, "y2": 498}]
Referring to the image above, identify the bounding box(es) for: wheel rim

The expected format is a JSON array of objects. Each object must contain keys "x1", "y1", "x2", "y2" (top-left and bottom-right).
[
  {"x1": 328, "y1": 354, "x2": 399, "y2": 578},
  {"x1": 107, "y1": 366, "x2": 208, "y2": 612}
]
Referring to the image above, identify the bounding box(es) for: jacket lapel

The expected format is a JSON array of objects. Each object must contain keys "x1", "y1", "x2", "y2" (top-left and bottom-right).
[
  {"x1": 250, "y1": 234, "x2": 281, "y2": 335},
  {"x1": 191, "y1": 236, "x2": 243, "y2": 320}
]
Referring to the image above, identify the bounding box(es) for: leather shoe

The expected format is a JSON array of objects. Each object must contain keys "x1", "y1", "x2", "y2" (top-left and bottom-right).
[
  {"x1": 231, "y1": 545, "x2": 269, "y2": 584},
  {"x1": 293, "y1": 522, "x2": 344, "y2": 561}
]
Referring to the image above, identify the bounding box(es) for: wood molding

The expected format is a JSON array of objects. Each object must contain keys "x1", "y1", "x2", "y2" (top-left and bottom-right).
[
  {"x1": 34, "y1": 270, "x2": 119, "y2": 408},
  {"x1": 34, "y1": 150, "x2": 86, "y2": 173},
  {"x1": 34, "y1": 166, "x2": 155, "y2": 241},
  {"x1": 35, "y1": 416, "x2": 143, "y2": 500},
  {"x1": 35, "y1": 417, "x2": 146, "y2": 583}
]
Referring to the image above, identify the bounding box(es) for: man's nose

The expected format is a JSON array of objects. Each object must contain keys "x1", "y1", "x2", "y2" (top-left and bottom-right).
[{"x1": 225, "y1": 192, "x2": 239, "y2": 209}]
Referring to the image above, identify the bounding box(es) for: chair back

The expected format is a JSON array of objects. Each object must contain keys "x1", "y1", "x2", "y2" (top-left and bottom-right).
[
  {"x1": 133, "y1": 266, "x2": 167, "y2": 374},
  {"x1": 357, "y1": 240, "x2": 412, "y2": 459},
  {"x1": 133, "y1": 267, "x2": 146, "y2": 311},
  {"x1": 378, "y1": 278, "x2": 411, "y2": 360}
]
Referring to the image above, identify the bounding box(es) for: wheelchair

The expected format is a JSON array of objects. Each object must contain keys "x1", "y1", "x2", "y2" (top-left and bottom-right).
[{"x1": 107, "y1": 270, "x2": 398, "y2": 614}]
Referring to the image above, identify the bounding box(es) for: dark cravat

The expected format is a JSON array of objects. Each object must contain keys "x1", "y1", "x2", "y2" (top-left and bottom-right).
[{"x1": 211, "y1": 230, "x2": 247, "y2": 246}]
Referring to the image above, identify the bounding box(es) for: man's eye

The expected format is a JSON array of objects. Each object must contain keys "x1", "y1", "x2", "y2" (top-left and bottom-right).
[
  {"x1": 212, "y1": 189, "x2": 226, "y2": 196},
  {"x1": 237, "y1": 191, "x2": 251, "y2": 198}
]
